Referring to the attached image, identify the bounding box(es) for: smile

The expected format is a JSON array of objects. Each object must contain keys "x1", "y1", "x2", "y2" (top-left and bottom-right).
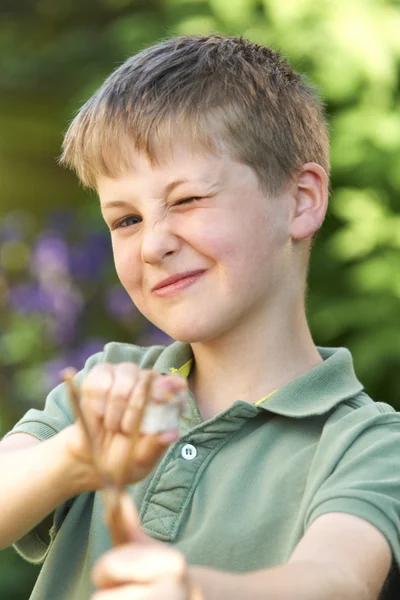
[{"x1": 152, "y1": 271, "x2": 205, "y2": 297}]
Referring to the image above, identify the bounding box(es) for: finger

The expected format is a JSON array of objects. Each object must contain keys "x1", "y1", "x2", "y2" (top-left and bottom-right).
[
  {"x1": 92, "y1": 543, "x2": 186, "y2": 588},
  {"x1": 104, "y1": 364, "x2": 140, "y2": 431},
  {"x1": 131, "y1": 431, "x2": 179, "y2": 472},
  {"x1": 91, "y1": 581, "x2": 182, "y2": 600},
  {"x1": 80, "y1": 363, "x2": 114, "y2": 429},
  {"x1": 151, "y1": 374, "x2": 188, "y2": 405},
  {"x1": 91, "y1": 585, "x2": 144, "y2": 600},
  {"x1": 120, "y1": 369, "x2": 153, "y2": 435}
]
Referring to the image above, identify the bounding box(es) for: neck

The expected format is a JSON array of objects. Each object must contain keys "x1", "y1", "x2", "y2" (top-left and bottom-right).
[{"x1": 188, "y1": 301, "x2": 322, "y2": 421}]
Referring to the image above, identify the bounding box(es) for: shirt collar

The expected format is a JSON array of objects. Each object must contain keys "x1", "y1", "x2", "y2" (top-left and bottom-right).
[{"x1": 153, "y1": 343, "x2": 363, "y2": 419}]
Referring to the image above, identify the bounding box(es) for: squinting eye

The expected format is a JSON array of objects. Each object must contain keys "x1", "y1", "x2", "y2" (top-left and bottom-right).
[
  {"x1": 174, "y1": 197, "x2": 201, "y2": 206},
  {"x1": 112, "y1": 198, "x2": 201, "y2": 230}
]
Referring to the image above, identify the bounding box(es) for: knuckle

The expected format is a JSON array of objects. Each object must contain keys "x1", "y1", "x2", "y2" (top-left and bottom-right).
[
  {"x1": 109, "y1": 392, "x2": 128, "y2": 408},
  {"x1": 111, "y1": 379, "x2": 140, "y2": 405},
  {"x1": 116, "y1": 362, "x2": 140, "y2": 376},
  {"x1": 169, "y1": 551, "x2": 187, "y2": 578},
  {"x1": 108, "y1": 365, "x2": 140, "y2": 403},
  {"x1": 81, "y1": 364, "x2": 113, "y2": 395},
  {"x1": 120, "y1": 417, "x2": 133, "y2": 434},
  {"x1": 110, "y1": 382, "x2": 132, "y2": 403},
  {"x1": 129, "y1": 371, "x2": 152, "y2": 400}
]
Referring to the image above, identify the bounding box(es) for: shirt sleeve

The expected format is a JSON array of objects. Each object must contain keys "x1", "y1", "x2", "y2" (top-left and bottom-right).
[
  {"x1": 305, "y1": 404, "x2": 400, "y2": 570},
  {"x1": 3, "y1": 351, "x2": 105, "y2": 443},
  {"x1": 3, "y1": 350, "x2": 105, "y2": 564}
]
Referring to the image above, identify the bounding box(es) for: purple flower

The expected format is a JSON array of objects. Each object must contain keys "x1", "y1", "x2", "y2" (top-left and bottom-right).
[
  {"x1": 31, "y1": 232, "x2": 69, "y2": 278},
  {"x1": 46, "y1": 210, "x2": 75, "y2": 235},
  {"x1": 8, "y1": 282, "x2": 52, "y2": 313},
  {"x1": 69, "y1": 338, "x2": 106, "y2": 369},
  {"x1": 0, "y1": 211, "x2": 34, "y2": 242},
  {"x1": 69, "y1": 233, "x2": 111, "y2": 280},
  {"x1": 105, "y1": 285, "x2": 137, "y2": 319},
  {"x1": 42, "y1": 283, "x2": 83, "y2": 343},
  {"x1": 139, "y1": 327, "x2": 174, "y2": 347},
  {"x1": 50, "y1": 317, "x2": 78, "y2": 345},
  {"x1": 43, "y1": 282, "x2": 83, "y2": 316},
  {"x1": 42, "y1": 355, "x2": 72, "y2": 392}
]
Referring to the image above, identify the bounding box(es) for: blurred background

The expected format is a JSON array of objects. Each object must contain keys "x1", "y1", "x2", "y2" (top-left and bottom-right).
[{"x1": 1, "y1": 0, "x2": 400, "y2": 597}]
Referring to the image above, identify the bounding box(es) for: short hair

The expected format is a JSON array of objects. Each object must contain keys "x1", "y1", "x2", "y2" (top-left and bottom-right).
[{"x1": 59, "y1": 34, "x2": 330, "y2": 196}]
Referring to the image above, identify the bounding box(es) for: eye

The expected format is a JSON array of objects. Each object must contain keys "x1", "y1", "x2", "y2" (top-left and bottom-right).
[
  {"x1": 174, "y1": 197, "x2": 201, "y2": 206},
  {"x1": 113, "y1": 215, "x2": 141, "y2": 229},
  {"x1": 111, "y1": 197, "x2": 201, "y2": 230}
]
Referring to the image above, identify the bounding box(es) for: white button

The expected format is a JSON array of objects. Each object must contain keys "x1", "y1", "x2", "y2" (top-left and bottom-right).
[{"x1": 181, "y1": 443, "x2": 197, "y2": 460}]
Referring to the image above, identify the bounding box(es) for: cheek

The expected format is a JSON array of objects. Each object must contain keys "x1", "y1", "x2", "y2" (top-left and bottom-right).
[
  {"x1": 191, "y1": 222, "x2": 252, "y2": 295},
  {"x1": 200, "y1": 215, "x2": 265, "y2": 264},
  {"x1": 191, "y1": 210, "x2": 245, "y2": 256},
  {"x1": 112, "y1": 241, "x2": 141, "y2": 291},
  {"x1": 209, "y1": 212, "x2": 279, "y2": 286},
  {"x1": 191, "y1": 225, "x2": 237, "y2": 267}
]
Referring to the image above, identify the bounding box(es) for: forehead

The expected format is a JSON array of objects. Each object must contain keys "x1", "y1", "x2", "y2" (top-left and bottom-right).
[{"x1": 96, "y1": 143, "x2": 244, "y2": 202}]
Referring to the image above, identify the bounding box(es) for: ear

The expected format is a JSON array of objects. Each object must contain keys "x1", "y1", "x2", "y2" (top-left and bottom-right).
[{"x1": 289, "y1": 163, "x2": 328, "y2": 240}]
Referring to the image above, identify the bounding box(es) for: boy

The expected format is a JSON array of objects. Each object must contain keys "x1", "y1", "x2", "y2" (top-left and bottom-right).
[{"x1": 1, "y1": 35, "x2": 400, "y2": 600}]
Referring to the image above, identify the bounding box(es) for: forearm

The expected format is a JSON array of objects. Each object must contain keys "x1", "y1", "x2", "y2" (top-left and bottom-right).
[
  {"x1": 0, "y1": 426, "x2": 94, "y2": 550},
  {"x1": 189, "y1": 561, "x2": 369, "y2": 600}
]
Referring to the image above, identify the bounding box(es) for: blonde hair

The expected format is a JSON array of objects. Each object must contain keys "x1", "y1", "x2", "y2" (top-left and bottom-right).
[{"x1": 59, "y1": 35, "x2": 330, "y2": 195}]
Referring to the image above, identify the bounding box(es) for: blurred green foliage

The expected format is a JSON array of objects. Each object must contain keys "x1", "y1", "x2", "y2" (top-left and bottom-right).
[{"x1": 1, "y1": 0, "x2": 400, "y2": 597}]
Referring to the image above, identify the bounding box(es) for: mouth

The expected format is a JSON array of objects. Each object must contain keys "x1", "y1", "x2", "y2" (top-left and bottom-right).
[{"x1": 152, "y1": 270, "x2": 206, "y2": 296}]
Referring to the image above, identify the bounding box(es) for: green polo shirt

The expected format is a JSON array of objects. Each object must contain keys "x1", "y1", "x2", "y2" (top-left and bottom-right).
[{"x1": 5, "y1": 341, "x2": 400, "y2": 599}]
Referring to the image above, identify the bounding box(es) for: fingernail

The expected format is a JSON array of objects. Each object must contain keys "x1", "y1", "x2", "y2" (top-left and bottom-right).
[
  {"x1": 160, "y1": 430, "x2": 179, "y2": 443},
  {"x1": 151, "y1": 390, "x2": 165, "y2": 402},
  {"x1": 152, "y1": 388, "x2": 188, "y2": 405}
]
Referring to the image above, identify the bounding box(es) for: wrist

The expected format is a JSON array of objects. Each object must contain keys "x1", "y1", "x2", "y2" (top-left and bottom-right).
[{"x1": 56, "y1": 425, "x2": 102, "y2": 495}]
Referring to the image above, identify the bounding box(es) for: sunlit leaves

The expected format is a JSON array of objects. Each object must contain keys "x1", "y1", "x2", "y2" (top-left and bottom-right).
[
  {"x1": 0, "y1": 314, "x2": 44, "y2": 365},
  {"x1": 1, "y1": 0, "x2": 399, "y2": 417},
  {"x1": 209, "y1": 0, "x2": 257, "y2": 28},
  {"x1": 329, "y1": 188, "x2": 389, "y2": 260},
  {"x1": 175, "y1": 15, "x2": 217, "y2": 35}
]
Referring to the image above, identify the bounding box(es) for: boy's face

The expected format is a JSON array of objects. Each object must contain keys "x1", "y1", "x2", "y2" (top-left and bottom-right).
[{"x1": 98, "y1": 144, "x2": 291, "y2": 343}]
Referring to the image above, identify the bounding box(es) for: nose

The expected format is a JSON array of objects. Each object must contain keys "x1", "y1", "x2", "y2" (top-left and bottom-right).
[{"x1": 140, "y1": 221, "x2": 180, "y2": 265}]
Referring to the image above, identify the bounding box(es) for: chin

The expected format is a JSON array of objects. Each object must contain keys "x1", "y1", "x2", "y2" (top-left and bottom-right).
[
  {"x1": 161, "y1": 320, "x2": 227, "y2": 345},
  {"x1": 164, "y1": 328, "x2": 206, "y2": 344}
]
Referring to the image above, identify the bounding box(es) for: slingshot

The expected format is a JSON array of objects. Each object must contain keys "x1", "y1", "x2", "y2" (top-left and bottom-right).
[{"x1": 62, "y1": 368, "x2": 154, "y2": 546}]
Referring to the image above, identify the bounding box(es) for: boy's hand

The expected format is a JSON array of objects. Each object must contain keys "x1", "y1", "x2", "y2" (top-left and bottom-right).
[
  {"x1": 64, "y1": 363, "x2": 187, "y2": 489},
  {"x1": 91, "y1": 493, "x2": 201, "y2": 600}
]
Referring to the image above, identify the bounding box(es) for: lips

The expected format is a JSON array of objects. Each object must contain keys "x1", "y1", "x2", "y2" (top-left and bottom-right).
[{"x1": 151, "y1": 269, "x2": 206, "y2": 292}]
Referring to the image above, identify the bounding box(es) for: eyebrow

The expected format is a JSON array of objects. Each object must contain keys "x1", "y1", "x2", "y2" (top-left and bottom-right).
[
  {"x1": 102, "y1": 200, "x2": 131, "y2": 210},
  {"x1": 101, "y1": 178, "x2": 191, "y2": 210}
]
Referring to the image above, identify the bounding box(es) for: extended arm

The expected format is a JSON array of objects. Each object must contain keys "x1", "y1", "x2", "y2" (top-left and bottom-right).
[
  {"x1": 0, "y1": 364, "x2": 185, "y2": 551},
  {"x1": 92, "y1": 512, "x2": 392, "y2": 600},
  {"x1": 190, "y1": 512, "x2": 391, "y2": 600},
  {"x1": 0, "y1": 429, "x2": 94, "y2": 550}
]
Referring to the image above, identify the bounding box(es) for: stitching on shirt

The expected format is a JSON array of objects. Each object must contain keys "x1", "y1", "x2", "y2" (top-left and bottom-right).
[
  {"x1": 144, "y1": 512, "x2": 174, "y2": 536},
  {"x1": 141, "y1": 424, "x2": 247, "y2": 540},
  {"x1": 9, "y1": 421, "x2": 59, "y2": 436},
  {"x1": 343, "y1": 397, "x2": 369, "y2": 410},
  {"x1": 168, "y1": 442, "x2": 227, "y2": 537}
]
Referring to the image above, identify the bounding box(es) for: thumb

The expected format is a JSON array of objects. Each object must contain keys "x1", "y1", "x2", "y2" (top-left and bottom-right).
[{"x1": 133, "y1": 430, "x2": 179, "y2": 470}]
